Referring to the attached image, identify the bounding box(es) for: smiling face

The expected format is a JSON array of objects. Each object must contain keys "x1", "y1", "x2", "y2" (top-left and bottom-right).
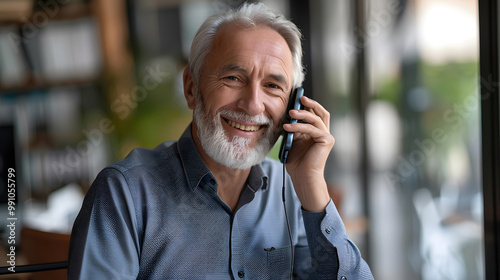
[{"x1": 184, "y1": 23, "x2": 294, "y2": 170}]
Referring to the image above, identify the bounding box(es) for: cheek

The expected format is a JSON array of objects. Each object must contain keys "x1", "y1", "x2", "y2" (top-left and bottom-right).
[
  {"x1": 200, "y1": 86, "x2": 242, "y2": 117},
  {"x1": 267, "y1": 98, "x2": 288, "y2": 124},
  {"x1": 198, "y1": 78, "x2": 227, "y2": 109}
]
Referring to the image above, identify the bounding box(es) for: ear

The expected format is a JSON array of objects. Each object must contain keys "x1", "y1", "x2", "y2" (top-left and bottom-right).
[{"x1": 183, "y1": 66, "x2": 196, "y2": 110}]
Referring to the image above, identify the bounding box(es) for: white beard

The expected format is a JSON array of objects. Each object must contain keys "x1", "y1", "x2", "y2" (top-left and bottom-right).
[{"x1": 193, "y1": 92, "x2": 281, "y2": 170}]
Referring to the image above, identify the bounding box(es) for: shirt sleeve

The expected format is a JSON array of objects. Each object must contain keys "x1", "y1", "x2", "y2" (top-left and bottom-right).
[
  {"x1": 67, "y1": 167, "x2": 140, "y2": 280},
  {"x1": 300, "y1": 199, "x2": 374, "y2": 280}
]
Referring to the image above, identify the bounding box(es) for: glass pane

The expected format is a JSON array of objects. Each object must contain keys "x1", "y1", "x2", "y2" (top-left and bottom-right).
[{"x1": 309, "y1": 0, "x2": 484, "y2": 279}]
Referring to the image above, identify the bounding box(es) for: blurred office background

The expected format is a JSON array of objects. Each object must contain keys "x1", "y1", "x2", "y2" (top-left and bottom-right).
[{"x1": 0, "y1": 0, "x2": 492, "y2": 279}]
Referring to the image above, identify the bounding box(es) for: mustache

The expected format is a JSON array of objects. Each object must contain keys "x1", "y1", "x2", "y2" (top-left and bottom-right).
[{"x1": 217, "y1": 110, "x2": 273, "y2": 126}]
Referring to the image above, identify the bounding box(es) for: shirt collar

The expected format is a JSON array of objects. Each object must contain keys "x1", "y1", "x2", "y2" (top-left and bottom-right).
[
  {"x1": 247, "y1": 163, "x2": 268, "y2": 192},
  {"x1": 177, "y1": 123, "x2": 269, "y2": 191},
  {"x1": 177, "y1": 124, "x2": 212, "y2": 190}
]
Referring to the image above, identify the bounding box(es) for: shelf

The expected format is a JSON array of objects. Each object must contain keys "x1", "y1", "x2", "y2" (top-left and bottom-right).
[
  {"x1": 0, "y1": 0, "x2": 32, "y2": 24},
  {"x1": 0, "y1": 76, "x2": 98, "y2": 94},
  {"x1": 0, "y1": 0, "x2": 134, "y2": 196},
  {"x1": 0, "y1": 2, "x2": 92, "y2": 26}
]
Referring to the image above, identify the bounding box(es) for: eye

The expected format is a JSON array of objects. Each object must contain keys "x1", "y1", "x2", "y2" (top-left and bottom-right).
[
  {"x1": 225, "y1": 76, "x2": 239, "y2": 82},
  {"x1": 266, "y1": 83, "x2": 281, "y2": 90}
]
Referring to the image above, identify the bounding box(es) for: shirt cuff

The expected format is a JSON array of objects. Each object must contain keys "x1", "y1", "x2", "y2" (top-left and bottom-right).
[
  {"x1": 301, "y1": 199, "x2": 345, "y2": 237},
  {"x1": 301, "y1": 199, "x2": 374, "y2": 279}
]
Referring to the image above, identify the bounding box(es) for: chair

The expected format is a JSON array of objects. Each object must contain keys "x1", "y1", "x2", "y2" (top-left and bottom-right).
[{"x1": 19, "y1": 227, "x2": 70, "y2": 280}]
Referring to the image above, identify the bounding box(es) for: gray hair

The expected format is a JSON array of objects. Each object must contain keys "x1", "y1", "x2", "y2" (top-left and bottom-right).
[{"x1": 188, "y1": 2, "x2": 304, "y2": 90}]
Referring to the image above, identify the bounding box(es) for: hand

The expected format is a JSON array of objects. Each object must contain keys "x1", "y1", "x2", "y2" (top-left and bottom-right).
[{"x1": 283, "y1": 96, "x2": 335, "y2": 212}]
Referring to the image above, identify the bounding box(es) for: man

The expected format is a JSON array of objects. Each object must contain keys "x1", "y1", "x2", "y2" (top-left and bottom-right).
[{"x1": 68, "y1": 3, "x2": 373, "y2": 279}]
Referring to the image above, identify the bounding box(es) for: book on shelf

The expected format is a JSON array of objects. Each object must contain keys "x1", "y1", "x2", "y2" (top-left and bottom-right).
[
  {"x1": 0, "y1": 27, "x2": 30, "y2": 88},
  {"x1": 0, "y1": 0, "x2": 32, "y2": 23},
  {"x1": 0, "y1": 11, "x2": 102, "y2": 91}
]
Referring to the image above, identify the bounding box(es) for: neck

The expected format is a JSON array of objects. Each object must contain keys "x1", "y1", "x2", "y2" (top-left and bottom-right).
[
  {"x1": 209, "y1": 163, "x2": 250, "y2": 211},
  {"x1": 191, "y1": 124, "x2": 251, "y2": 211}
]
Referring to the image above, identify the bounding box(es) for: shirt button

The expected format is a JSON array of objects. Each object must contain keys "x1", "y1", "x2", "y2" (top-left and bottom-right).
[
  {"x1": 210, "y1": 178, "x2": 216, "y2": 185},
  {"x1": 341, "y1": 276, "x2": 347, "y2": 280},
  {"x1": 325, "y1": 228, "x2": 331, "y2": 234},
  {"x1": 237, "y1": 270, "x2": 245, "y2": 278}
]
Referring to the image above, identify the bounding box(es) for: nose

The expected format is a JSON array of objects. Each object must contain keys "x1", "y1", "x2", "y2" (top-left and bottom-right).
[{"x1": 236, "y1": 83, "x2": 266, "y2": 116}]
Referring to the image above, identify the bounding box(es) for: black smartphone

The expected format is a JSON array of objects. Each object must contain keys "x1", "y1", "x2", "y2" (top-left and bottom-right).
[{"x1": 279, "y1": 87, "x2": 304, "y2": 163}]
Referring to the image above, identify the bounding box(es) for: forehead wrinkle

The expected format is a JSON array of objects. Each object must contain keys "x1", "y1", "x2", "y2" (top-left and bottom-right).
[{"x1": 211, "y1": 25, "x2": 294, "y2": 89}]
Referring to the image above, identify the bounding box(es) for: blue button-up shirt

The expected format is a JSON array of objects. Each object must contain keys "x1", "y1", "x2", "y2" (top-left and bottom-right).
[{"x1": 68, "y1": 125, "x2": 373, "y2": 279}]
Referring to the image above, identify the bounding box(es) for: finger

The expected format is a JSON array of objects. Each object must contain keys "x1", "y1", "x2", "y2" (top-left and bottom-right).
[
  {"x1": 283, "y1": 122, "x2": 335, "y2": 146},
  {"x1": 289, "y1": 109, "x2": 328, "y2": 132},
  {"x1": 300, "y1": 96, "x2": 330, "y2": 129}
]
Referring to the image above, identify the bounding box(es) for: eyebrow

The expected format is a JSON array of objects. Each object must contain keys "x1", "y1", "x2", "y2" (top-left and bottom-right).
[
  {"x1": 222, "y1": 64, "x2": 246, "y2": 73},
  {"x1": 221, "y1": 64, "x2": 289, "y2": 87},
  {"x1": 268, "y1": 73, "x2": 288, "y2": 87}
]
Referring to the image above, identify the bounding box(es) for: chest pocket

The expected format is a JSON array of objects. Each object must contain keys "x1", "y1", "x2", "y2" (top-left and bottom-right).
[{"x1": 247, "y1": 246, "x2": 292, "y2": 280}]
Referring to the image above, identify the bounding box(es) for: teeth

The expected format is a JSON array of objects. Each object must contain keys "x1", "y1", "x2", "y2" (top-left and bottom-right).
[{"x1": 227, "y1": 120, "x2": 260, "y2": 131}]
